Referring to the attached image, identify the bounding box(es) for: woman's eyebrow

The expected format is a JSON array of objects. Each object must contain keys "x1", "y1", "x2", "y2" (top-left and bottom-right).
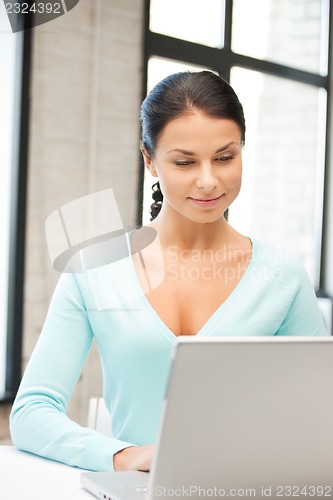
[
  {"x1": 167, "y1": 142, "x2": 239, "y2": 155},
  {"x1": 215, "y1": 142, "x2": 239, "y2": 153},
  {"x1": 167, "y1": 148, "x2": 195, "y2": 155}
]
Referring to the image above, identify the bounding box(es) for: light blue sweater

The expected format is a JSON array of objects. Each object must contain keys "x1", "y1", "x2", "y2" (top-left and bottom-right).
[{"x1": 10, "y1": 238, "x2": 326, "y2": 471}]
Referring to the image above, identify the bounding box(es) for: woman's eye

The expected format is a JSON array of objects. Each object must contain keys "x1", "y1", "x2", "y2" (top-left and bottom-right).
[
  {"x1": 175, "y1": 160, "x2": 193, "y2": 166},
  {"x1": 216, "y1": 155, "x2": 234, "y2": 162}
]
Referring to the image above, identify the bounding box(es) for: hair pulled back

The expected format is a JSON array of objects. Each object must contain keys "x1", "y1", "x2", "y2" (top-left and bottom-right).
[{"x1": 140, "y1": 71, "x2": 246, "y2": 221}]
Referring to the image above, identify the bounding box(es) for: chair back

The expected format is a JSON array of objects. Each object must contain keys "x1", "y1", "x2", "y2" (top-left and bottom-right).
[{"x1": 87, "y1": 397, "x2": 113, "y2": 437}]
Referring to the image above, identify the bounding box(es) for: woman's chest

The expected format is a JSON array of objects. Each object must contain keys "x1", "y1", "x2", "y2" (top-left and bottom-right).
[{"x1": 136, "y1": 259, "x2": 250, "y2": 336}]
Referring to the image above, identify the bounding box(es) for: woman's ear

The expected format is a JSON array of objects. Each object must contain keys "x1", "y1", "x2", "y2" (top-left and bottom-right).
[{"x1": 141, "y1": 146, "x2": 158, "y2": 177}]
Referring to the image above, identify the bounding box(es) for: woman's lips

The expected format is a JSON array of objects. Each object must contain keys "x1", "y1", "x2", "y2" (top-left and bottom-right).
[{"x1": 189, "y1": 194, "x2": 223, "y2": 208}]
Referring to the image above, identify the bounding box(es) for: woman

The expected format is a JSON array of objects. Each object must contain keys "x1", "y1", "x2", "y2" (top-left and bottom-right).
[{"x1": 10, "y1": 71, "x2": 326, "y2": 473}]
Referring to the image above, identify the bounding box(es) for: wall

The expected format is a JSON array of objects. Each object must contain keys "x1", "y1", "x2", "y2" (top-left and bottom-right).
[{"x1": 22, "y1": 0, "x2": 144, "y2": 425}]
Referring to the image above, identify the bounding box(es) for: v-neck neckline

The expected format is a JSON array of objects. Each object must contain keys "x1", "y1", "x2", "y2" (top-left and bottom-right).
[{"x1": 125, "y1": 233, "x2": 256, "y2": 343}]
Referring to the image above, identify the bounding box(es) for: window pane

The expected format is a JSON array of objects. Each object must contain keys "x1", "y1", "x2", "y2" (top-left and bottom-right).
[
  {"x1": 146, "y1": 56, "x2": 211, "y2": 91},
  {"x1": 142, "y1": 57, "x2": 211, "y2": 225},
  {"x1": 150, "y1": 0, "x2": 225, "y2": 48},
  {"x1": 232, "y1": 0, "x2": 328, "y2": 75},
  {"x1": 229, "y1": 67, "x2": 326, "y2": 287}
]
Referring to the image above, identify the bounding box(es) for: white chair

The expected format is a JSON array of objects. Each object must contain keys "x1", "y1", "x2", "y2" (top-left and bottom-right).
[{"x1": 87, "y1": 397, "x2": 113, "y2": 437}]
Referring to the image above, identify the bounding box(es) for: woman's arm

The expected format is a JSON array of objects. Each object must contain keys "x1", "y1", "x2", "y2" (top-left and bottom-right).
[{"x1": 10, "y1": 272, "x2": 135, "y2": 471}]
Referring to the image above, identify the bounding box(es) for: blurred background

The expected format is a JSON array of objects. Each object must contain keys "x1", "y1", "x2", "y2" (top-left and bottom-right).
[{"x1": 0, "y1": 0, "x2": 332, "y2": 443}]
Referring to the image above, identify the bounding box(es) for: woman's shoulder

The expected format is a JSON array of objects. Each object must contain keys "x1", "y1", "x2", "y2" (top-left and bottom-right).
[
  {"x1": 250, "y1": 237, "x2": 308, "y2": 282},
  {"x1": 251, "y1": 237, "x2": 298, "y2": 263}
]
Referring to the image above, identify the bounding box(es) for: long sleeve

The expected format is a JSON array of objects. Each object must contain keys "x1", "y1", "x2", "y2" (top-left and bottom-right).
[{"x1": 9, "y1": 272, "x2": 134, "y2": 471}]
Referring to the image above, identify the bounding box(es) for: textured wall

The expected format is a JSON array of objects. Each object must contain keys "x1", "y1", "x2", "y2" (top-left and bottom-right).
[{"x1": 22, "y1": 0, "x2": 144, "y2": 424}]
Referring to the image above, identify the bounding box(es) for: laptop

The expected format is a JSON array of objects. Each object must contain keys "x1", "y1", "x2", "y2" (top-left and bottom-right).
[{"x1": 81, "y1": 336, "x2": 333, "y2": 499}]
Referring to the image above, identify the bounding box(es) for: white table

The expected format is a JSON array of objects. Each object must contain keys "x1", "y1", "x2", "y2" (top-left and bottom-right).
[{"x1": 1, "y1": 445, "x2": 94, "y2": 500}]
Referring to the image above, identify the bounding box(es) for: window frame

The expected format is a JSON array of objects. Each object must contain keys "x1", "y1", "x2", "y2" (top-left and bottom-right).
[{"x1": 1, "y1": 21, "x2": 32, "y2": 403}]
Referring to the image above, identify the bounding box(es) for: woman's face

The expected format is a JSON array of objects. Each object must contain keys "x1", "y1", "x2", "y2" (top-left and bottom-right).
[{"x1": 143, "y1": 110, "x2": 243, "y2": 224}]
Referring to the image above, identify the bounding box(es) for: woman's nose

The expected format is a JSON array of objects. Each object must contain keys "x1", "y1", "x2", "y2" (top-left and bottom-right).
[{"x1": 195, "y1": 164, "x2": 218, "y2": 191}]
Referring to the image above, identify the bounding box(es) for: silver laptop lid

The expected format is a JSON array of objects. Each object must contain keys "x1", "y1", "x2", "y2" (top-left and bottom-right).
[{"x1": 149, "y1": 336, "x2": 333, "y2": 498}]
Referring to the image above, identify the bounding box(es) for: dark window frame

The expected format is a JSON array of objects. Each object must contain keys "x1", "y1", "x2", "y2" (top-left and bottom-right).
[{"x1": 2, "y1": 21, "x2": 32, "y2": 404}]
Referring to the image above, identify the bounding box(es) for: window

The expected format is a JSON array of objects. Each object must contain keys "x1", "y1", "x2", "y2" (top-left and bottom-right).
[
  {"x1": 0, "y1": 36, "x2": 16, "y2": 399},
  {"x1": 232, "y1": 0, "x2": 328, "y2": 75},
  {"x1": 150, "y1": 0, "x2": 225, "y2": 48},
  {"x1": 229, "y1": 67, "x2": 326, "y2": 284},
  {"x1": 140, "y1": 0, "x2": 331, "y2": 293},
  {"x1": 0, "y1": 8, "x2": 31, "y2": 400}
]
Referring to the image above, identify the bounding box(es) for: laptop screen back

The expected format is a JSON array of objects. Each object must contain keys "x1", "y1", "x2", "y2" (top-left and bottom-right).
[{"x1": 149, "y1": 337, "x2": 333, "y2": 498}]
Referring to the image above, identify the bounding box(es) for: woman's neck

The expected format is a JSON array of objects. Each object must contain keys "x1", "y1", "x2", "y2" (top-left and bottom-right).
[{"x1": 148, "y1": 209, "x2": 240, "y2": 254}]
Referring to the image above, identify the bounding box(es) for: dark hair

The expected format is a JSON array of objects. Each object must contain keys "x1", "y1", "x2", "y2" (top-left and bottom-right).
[{"x1": 140, "y1": 71, "x2": 246, "y2": 221}]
